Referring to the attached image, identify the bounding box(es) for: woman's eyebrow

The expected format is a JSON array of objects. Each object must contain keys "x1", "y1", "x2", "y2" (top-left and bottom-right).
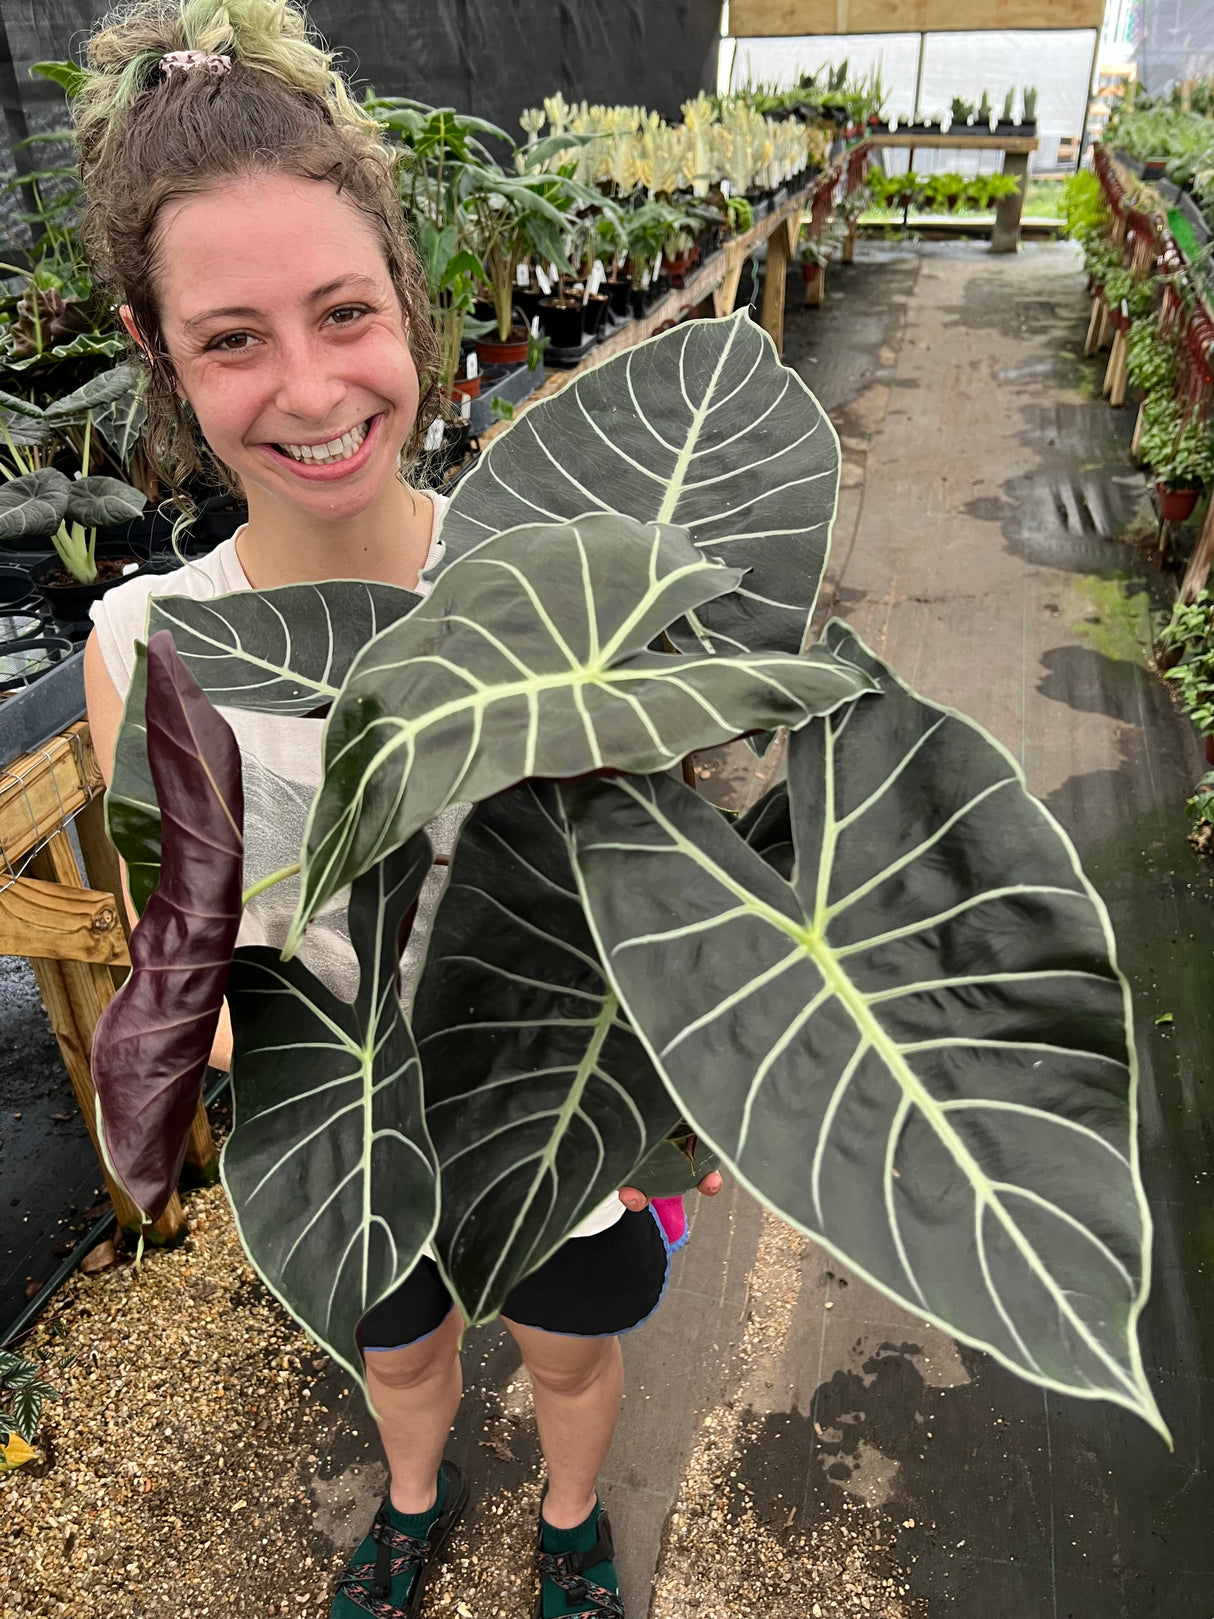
[{"x1": 181, "y1": 274, "x2": 383, "y2": 333}]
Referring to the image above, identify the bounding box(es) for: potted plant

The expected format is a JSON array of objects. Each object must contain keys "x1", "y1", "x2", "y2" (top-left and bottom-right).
[
  {"x1": 463, "y1": 163, "x2": 582, "y2": 359},
  {"x1": 950, "y1": 95, "x2": 974, "y2": 131},
  {"x1": 95, "y1": 314, "x2": 1167, "y2": 1453},
  {"x1": 996, "y1": 89, "x2": 1017, "y2": 134},
  {"x1": 1020, "y1": 86, "x2": 1038, "y2": 131},
  {"x1": 1141, "y1": 399, "x2": 1214, "y2": 522}
]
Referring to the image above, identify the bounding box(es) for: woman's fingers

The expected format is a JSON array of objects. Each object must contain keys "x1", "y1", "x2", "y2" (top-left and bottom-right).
[{"x1": 617, "y1": 1169, "x2": 724, "y2": 1214}]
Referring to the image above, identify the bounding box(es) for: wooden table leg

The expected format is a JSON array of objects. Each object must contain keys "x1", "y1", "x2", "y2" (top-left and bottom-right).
[
  {"x1": 759, "y1": 226, "x2": 791, "y2": 356},
  {"x1": 29, "y1": 830, "x2": 187, "y2": 1243},
  {"x1": 1180, "y1": 497, "x2": 1214, "y2": 604},
  {"x1": 991, "y1": 151, "x2": 1029, "y2": 254}
]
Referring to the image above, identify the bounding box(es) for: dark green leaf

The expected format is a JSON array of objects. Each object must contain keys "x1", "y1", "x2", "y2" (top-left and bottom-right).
[
  {"x1": 413, "y1": 781, "x2": 678, "y2": 1325},
  {"x1": 223, "y1": 841, "x2": 438, "y2": 1388},
  {"x1": 437, "y1": 309, "x2": 840, "y2": 655},
  {"x1": 43, "y1": 362, "x2": 139, "y2": 420},
  {"x1": 290, "y1": 515, "x2": 874, "y2": 950},
  {"x1": 30, "y1": 60, "x2": 88, "y2": 98},
  {"x1": 65, "y1": 474, "x2": 146, "y2": 527},
  {"x1": 562, "y1": 623, "x2": 1164, "y2": 1435},
  {"x1": 0, "y1": 466, "x2": 70, "y2": 540},
  {"x1": 7, "y1": 1384, "x2": 46, "y2": 1443}
]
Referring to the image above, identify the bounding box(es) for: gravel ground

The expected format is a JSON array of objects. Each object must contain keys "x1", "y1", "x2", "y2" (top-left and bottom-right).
[{"x1": 1, "y1": 1184, "x2": 345, "y2": 1618}]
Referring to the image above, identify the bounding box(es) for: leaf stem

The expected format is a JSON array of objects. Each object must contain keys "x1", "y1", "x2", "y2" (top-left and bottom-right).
[{"x1": 242, "y1": 863, "x2": 301, "y2": 907}]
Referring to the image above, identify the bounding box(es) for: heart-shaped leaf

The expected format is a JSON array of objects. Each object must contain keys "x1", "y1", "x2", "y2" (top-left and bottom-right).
[
  {"x1": 64, "y1": 474, "x2": 146, "y2": 528},
  {"x1": 562, "y1": 623, "x2": 1165, "y2": 1436},
  {"x1": 0, "y1": 466, "x2": 70, "y2": 540},
  {"x1": 412, "y1": 780, "x2": 679, "y2": 1326},
  {"x1": 223, "y1": 840, "x2": 438, "y2": 1387},
  {"x1": 289, "y1": 515, "x2": 874, "y2": 951},
  {"x1": 436, "y1": 309, "x2": 840, "y2": 655},
  {"x1": 143, "y1": 579, "x2": 422, "y2": 714},
  {"x1": 105, "y1": 582, "x2": 423, "y2": 912},
  {"x1": 0, "y1": 388, "x2": 45, "y2": 420},
  {"x1": 43, "y1": 362, "x2": 141, "y2": 420},
  {"x1": 94, "y1": 632, "x2": 244, "y2": 1222}
]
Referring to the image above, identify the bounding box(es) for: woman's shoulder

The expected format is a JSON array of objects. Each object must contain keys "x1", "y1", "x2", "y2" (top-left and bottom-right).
[{"x1": 89, "y1": 536, "x2": 247, "y2": 697}]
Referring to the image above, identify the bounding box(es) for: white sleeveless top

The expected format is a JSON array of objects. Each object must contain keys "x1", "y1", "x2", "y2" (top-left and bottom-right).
[{"x1": 91, "y1": 491, "x2": 624, "y2": 1241}]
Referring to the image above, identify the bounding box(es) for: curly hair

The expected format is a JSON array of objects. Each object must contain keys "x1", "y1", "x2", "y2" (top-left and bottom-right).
[{"x1": 74, "y1": 0, "x2": 440, "y2": 518}]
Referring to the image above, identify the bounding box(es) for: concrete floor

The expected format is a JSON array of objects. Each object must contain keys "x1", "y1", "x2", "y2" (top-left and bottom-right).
[{"x1": 6, "y1": 240, "x2": 1214, "y2": 1616}]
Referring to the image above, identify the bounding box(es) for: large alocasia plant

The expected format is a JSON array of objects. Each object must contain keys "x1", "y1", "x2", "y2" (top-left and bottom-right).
[{"x1": 97, "y1": 312, "x2": 1166, "y2": 1439}]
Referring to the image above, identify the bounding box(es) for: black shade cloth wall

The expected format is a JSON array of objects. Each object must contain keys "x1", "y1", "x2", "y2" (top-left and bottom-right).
[{"x1": 0, "y1": 0, "x2": 721, "y2": 167}]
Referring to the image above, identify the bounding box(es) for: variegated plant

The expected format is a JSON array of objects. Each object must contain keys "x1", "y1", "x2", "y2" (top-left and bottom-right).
[{"x1": 97, "y1": 312, "x2": 1167, "y2": 1439}]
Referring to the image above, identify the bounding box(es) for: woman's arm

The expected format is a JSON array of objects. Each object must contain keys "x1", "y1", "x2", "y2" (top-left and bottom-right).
[{"x1": 83, "y1": 630, "x2": 233, "y2": 1071}]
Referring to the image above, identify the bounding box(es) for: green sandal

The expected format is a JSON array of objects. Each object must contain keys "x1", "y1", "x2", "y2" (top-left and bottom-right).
[
  {"x1": 332, "y1": 1459, "x2": 468, "y2": 1618},
  {"x1": 533, "y1": 1499, "x2": 624, "y2": 1618}
]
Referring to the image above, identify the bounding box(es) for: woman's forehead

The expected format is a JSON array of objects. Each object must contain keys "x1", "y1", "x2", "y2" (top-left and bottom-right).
[{"x1": 155, "y1": 173, "x2": 390, "y2": 321}]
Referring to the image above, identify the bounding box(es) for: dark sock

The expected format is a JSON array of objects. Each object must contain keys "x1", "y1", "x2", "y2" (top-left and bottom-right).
[
  {"x1": 386, "y1": 1464, "x2": 447, "y2": 1539},
  {"x1": 541, "y1": 1499, "x2": 617, "y2": 1618}
]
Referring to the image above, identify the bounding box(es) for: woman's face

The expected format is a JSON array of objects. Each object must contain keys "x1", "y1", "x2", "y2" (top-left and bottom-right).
[{"x1": 148, "y1": 173, "x2": 419, "y2": 526}]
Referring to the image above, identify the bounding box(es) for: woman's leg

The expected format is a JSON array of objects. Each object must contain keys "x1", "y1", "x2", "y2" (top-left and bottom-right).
[
  {"x1": 503, "y1": 1318, "x2": 624, "y2": 1529},
  {"x1": 364, "y1": 1304, "x2": 464, "y2": 1513}
]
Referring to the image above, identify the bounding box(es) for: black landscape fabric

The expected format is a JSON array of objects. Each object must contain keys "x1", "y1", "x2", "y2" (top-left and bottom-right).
[{"x1": 0, "y1": 0, "x2": 721, "y2": 165}]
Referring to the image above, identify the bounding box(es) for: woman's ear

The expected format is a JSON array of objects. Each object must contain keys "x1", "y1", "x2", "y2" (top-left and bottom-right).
[{"x1": 118, "y1": 303, "x2": 150, "y2": 358}]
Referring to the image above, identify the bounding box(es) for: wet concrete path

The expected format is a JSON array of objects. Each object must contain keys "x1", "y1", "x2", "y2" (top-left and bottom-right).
[{"x1": 304, "y1": 241, "x2": 1214, "y2": 1619}]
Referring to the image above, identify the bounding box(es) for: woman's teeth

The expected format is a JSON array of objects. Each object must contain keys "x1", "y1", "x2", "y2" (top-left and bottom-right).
[{"x1": 279, "y1": 420, "x2": 369, "y2": 464}]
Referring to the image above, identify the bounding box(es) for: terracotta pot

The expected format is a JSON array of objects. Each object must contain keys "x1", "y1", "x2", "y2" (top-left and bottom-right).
[
  {"x1": 1156, "y1": 483, "x2": 1200, "y2": 523},
  {"x1": 1110, "y1": 306, "x2": 1132, "y2": 332},
  {"x1": 476, "y1": 330, "x2": 530, "y2": 367},
  {"x1": 451, "y1": 373, "x2": 481, "y2": 401},
  {"x1": 1205, "y1": 733, "x2": 1214, "y2": 767}
]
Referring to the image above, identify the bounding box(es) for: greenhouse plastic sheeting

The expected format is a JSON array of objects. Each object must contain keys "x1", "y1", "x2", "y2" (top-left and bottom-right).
[
  {"x1": 1135, "y1": 0, "x2": 1214, "y2": 93},
  {"x1": 0, "y1": 0, "x2": 721, "y2": 151}
]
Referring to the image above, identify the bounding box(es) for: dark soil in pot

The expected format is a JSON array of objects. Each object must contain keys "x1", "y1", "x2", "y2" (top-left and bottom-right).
[
  {"x1": 30, "y1": 554, "x2": 147, "y2": 625},
  {"x1": 538, "y1": 298, "x2": 584, "y2": 349}
]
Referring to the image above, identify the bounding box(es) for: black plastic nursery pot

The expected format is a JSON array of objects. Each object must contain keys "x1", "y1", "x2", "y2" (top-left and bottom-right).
[
  {"x1": 583, "y1": 291, "x2": 609, "y2": 337},
  {"x1": 0, "y1": 636, "x2": 73, "y2": 692},
  {"x1": 29, "y1": 553, "x2": 148, "y2": 628},
  {"x1": 0, "y1": 565, "x2": 39, "y2": 610},
  {"x1": 538, "y1": 297, "x2": 584, "y2": 349},
  {"x1": 606, "y1": 279, "x2": 631, "y2": 319}
]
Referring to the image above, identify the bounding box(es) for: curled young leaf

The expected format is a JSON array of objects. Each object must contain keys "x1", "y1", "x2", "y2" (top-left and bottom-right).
[
  {"x1": 562, "y1": 623, "x2": 1166, "y2": 1437},
  {"x1": 94, "y1": 630, "x2": 244, "y2": 1222}
]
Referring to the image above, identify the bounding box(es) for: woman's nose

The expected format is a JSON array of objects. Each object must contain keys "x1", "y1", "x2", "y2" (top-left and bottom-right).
[{"x1": 270, "y1": 329, "x2": 347, "y2": 425}]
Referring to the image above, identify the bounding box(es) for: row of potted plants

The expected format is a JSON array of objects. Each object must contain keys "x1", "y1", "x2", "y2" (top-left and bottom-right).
[{"x1": 867, "y1": 168, "x2": 1024, "y2": 215}]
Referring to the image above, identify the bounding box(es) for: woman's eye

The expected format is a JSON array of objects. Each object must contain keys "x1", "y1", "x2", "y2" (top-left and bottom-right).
[
  {"x1": 208, "y1": 331, "x2": 253, "y2": 352},
  {"x1": 328, "y1": 305, "x2": 368, "y2": 327}
]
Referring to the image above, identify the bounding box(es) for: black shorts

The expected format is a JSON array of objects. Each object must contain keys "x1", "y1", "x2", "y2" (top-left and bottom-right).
[{"x1": 360, "y1": 1208, "x2": 671, "y2": 1351}]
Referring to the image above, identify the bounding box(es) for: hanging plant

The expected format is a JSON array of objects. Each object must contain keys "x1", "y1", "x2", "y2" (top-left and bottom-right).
[{"x1": 97, "y1": 312, "x2": 1167, "y2": 1443}]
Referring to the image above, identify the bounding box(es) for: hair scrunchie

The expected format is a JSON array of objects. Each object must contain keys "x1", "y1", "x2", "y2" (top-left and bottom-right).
[{"x1": 159, "y1": 50, "x2": 232, "y2": 79}]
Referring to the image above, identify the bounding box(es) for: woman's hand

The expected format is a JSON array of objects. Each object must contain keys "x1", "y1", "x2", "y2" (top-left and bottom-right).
[{"x1": 617, "y1": 1171, "x2": 724, "y2": 1214}]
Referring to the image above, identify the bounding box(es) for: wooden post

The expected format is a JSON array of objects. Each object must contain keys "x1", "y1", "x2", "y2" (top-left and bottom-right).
[
  {"x1": 1179, "y1": 498, "x2": 1214, "y2": 604},
  {"x1": 1084, "y1": 295, "x2": 1105, "y2": 357},
  {"x1": 27, "y1": 831, "x2": 187, "y2": 1243},
  {"x1": 1131, "y1": 399, "x2": 1146, "y2": 459},
  {"x1": 842, "y1": 219, "x2": 857, "y2": 264},
  {"x1": 759, "y1": 221, "x2": 791, "y2": 356},
  {"x1": 990, "y1": 151, "x2": 1029, "y2": 254}
]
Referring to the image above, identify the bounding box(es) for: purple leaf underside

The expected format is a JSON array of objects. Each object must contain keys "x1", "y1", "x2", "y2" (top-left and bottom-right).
[{"x1": 94, "y1": 630, "x2": 244, "y2": 1220}]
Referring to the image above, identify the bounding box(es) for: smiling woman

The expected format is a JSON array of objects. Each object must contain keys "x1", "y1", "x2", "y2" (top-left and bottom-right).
[{"x1": 72, "y1": 4, "x2": 712, "y2": 1617}]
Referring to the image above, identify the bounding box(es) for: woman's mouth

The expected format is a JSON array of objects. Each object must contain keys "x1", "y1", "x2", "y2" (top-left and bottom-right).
[{"x1": 260, "y1": 414, "x2": 381, "y2": 479}]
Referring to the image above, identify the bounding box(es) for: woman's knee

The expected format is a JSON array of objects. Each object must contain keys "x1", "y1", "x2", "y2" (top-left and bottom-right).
[
  {"x1": 363, "y1": 1306, "x2": 462, "y2": 1392},
  {"x1": 506, "y1": 1320, "x2": 621, "y2": 1397}
]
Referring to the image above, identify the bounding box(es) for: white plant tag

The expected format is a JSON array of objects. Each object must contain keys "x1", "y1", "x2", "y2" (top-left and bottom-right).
[
  {"x1": 461, "y1": 395, "x2": 472, "y2": 420},
  {"x1": 642, "y1": 265, "x2": 652, "y2": 288},
  {"x1": 535, "y1": 264, "x2": 552, "y2": 295},
  {"x1": 516, "y1": 262, "x2": 530, "y2": 285},
  {"x1": 531, "y1": 315, "x2": 540, "y2": 337},
  {"x1": 425, "y1": 418, "x2": 444, "y2": 452},
  {"x1": 122, "y1": 561, "x2": 140, "y2": 576},
  {"x1": 721, "y1": 178, "x2": 731, "y2": 197},
  {"x1": 589, "y1": 259, "x2": 606, "y2": 294},
  {"x1": 653, "y1": 250, "x2": 663, "y2": 279},
  {"x1": 465, "y1": 352, "x2": 479, "y2": 379},
  {"x1": 548, "y1": 262, "x2": 560, "y2": 286}
]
